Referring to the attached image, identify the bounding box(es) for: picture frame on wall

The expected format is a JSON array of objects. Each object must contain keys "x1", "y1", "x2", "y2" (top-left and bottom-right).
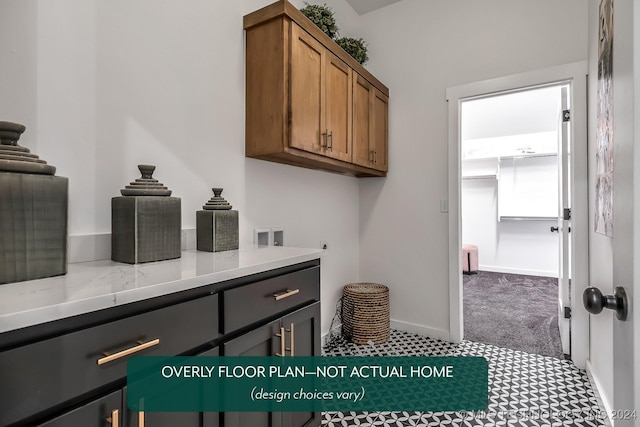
[{"x1": 594, "y1": 0, "x2": 614, "y2": 237}]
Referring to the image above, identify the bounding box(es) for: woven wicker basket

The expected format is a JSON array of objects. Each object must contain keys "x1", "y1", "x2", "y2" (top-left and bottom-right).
[{"x1": 342, "y1": 283, "x2": 390, "y2": 344}]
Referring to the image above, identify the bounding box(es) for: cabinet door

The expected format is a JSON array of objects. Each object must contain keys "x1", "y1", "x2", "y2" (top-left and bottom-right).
[
  {"x1": 290, "y1": 23, "x2": 325, "y2": 155},
  {"x1": 371, "y1": 88, "x2": 389, "y2": 172},
  {"x1": 38, "y1": 390, "x2": 122, "y2": 427},
  {"x1": 352, "y1": 73, "x2": 373, "y2": 168},
  {"x1": 281, "y1": 302, "x2": 321, "y2": 427},
  {"x1": 124, "y1": 388, "x2": 200, "y2": 427},
  {"x1": 124, "y1": 347, "x2": 219, "y2": 427},
  {"x1": 324, "y1": 52, "x2": 352, "y2": 162},
  {"x1": 223, "y1": 320, "x2": 284, "y2": 427}
]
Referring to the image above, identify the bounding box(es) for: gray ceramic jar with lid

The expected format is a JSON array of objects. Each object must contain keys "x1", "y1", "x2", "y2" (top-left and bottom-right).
[
  {"x1": 111, "y1": 165, "x2": 181, "y2": 264},
  {"x1": 0, "y1": 121, "x2": 68, "y2": 284},
  {"x1": 196, "y1": 188, "x2": 239, "y2": 252}
]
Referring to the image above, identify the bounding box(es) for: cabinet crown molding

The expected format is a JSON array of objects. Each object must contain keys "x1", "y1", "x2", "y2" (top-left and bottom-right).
[{"x1": 243, "y1": 0, "x2": 388, "y2": 97}]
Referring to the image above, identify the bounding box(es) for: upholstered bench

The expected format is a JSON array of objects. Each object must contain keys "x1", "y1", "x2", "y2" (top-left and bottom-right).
[{"x1": 462, "y1": 244, "x2": 478, "y2": 274}]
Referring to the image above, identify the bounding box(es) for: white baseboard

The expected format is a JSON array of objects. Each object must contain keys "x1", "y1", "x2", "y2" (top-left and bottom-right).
[
  {"x1": 390, "y1": 319, "x2": 451, "y2": 342},
  {"x1": 181, "y1": 229, "x2": 196, "y2": 252},
  {"x1": 479, "y1": 264, "x2": 557, "y2": 278},
  {"x1": 586, "y1": 360, "x2": 614, "y2": 426},
  {"x1": 321, "y1": 332, "x2": 330, "y2": 347},
  {"x1": 322, "y1": 322, "x2": 451, "y2": 348},
  {"x1": 68, "y1": 233, "x2": 111, "y2": 263},
  {"x1": 68, "y1": 229, "x2": 197, "y2": 264}
]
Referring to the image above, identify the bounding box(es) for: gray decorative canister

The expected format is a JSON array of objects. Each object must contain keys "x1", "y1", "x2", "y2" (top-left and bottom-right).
[
  {"x1": 196, "y1": 188, "x2": 239, "y2": 252},
  {"x1": 0, "y1": 121, "x2": 68, "y2": 284},
  {"x1": 111, "y1": 165, "x2": 181, "y2": 264}
]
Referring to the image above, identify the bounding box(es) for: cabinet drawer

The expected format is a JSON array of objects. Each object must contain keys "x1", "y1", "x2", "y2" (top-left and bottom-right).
[
  {"x1": 223, "y1": 266, "x2": 319, "y2": 333},
  {"x1": 0, "y1": 294, "x2": 218, "y2": 426}
]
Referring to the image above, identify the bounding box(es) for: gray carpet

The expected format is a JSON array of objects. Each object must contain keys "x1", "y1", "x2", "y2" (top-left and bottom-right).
[{"x1": 463, "y1": 271, "x2": 564, "y2": 359}]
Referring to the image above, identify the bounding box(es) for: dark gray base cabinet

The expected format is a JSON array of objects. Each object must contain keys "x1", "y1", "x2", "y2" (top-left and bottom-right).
[
  {"x1": 224, "y1": 302, "x2": 321, "y2": 427},
  {"x1": 1, "y1": 259, "x2": 320, "y2": 427}
]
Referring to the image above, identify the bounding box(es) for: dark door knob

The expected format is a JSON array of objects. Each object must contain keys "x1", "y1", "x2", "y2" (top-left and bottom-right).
[
  {"x1": 550, "y1": 226, "x2": 559, "y2": 232},
  {"x1": 583, "y1": 286, "x2": 628, "y2": 321}
]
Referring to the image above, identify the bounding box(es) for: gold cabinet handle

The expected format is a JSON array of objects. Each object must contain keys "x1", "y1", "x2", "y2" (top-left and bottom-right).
[
  {"x1": 275, "y1": 326, "x2": 286, "y2": 356},
  {"x1": 275, "y1": 324, "x2": 295, "y2": 356},
  {"x1": 139, "y1": 410, "x2": 145, "y2": 427},
  {"x1": 327, "y1": 131, "x2": 333, "y2": 150},
  {"x1": 374, "y1": 150, "x2": 378, "y2": 164},
  {"x1": 97, "y1": 338, "x2": 160, "y2": 365},
  {"x1": 273, "y1": 289, "x2": 299, "y2": 301},
  {"x1": 290, "y1": 323, "x2": 295, "y2": 356},
  {"x1": 107, "y1": 409, "x2": 119, "y2": 427}
]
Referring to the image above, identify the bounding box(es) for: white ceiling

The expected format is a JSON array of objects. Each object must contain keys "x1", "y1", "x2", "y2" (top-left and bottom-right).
[{"x1": 345, "y1": 0, "x2": 403, "y2": 15}]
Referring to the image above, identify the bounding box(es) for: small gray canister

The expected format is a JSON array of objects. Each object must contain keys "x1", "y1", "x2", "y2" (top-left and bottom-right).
[
  {"x1": 111, "y1": 165, "x2": 181, "y2": 264},
  {"x1": 196, "y1": 188, "x2": 239, "y2": 253}
]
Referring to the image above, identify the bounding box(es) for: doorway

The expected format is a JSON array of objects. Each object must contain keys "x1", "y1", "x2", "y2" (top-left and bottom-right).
[
  {"x1": 459, "y1": 84, "x2": 569, "y2": 358},
  {"x1": 446, "y1": 62, "x2": 589, "y2": 368}
]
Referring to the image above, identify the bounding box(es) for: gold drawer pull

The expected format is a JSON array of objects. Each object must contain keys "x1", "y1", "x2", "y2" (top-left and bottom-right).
[
  {"x1": 274, "y1": 289, "x2": 300, "y2": 301},
  {"x1": 97, "y1": 338, "x2": 160, "y2": 365},
  {"x1": 107, "y1": 409, "x2": 119, "y2": 427}
]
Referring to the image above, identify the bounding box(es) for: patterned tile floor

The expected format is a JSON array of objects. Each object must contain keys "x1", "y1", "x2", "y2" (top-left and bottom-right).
[{"x1": 321, "y1": 330, "x2": 608, "y2": 427}]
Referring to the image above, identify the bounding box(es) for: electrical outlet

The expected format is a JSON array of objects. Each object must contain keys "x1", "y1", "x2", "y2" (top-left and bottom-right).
[
  {"x1": 253, "y1": 228, "x2": 271, "y2": 246},
  {"x1": 320, "y1": 240, "x2": 329, "y2": 254},
  {"x1": 440, "y1": 199, "x2": 449, "y2": 213},
  {"x1": 272, "y1": 228, "x2": 284, "y2": 246}
]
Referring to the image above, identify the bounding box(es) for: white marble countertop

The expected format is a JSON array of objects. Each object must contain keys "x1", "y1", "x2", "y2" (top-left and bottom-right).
[{"x1": 0, "y1": 246, "x2": 323, "y2": 334}]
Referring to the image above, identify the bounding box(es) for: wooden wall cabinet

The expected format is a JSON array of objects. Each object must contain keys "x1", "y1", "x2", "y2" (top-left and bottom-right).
[
  {"x1": 244, "y1": 0, "x2": 389, "y2": 177},
  {"x1": 353, "y1": 74, "x2": 389, "y2": 172}
]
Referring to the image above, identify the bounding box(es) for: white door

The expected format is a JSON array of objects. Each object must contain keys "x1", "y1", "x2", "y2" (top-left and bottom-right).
[
  {"x1": 557, "y1": 86, "x2": 571, "y2": 356},
  {"x1": 609, "y1": 0, "x2": 636, "y2": 416},
  {"x1": 610, "y1": 0, "x2": 635, "y2": 419}
]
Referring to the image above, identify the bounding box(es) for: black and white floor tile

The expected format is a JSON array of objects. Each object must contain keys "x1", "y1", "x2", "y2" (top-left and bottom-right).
[{"x1": 321, "y1": 330, "x2": 608, "y2": 427}]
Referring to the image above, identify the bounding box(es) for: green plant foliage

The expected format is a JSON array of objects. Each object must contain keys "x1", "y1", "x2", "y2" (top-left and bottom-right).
[
  {"x1": 300, "y1": 3, "x2": 339, "y2": 39},
  {"x1": 336, "y1": 37, "x2": 369, "y2": 65}
]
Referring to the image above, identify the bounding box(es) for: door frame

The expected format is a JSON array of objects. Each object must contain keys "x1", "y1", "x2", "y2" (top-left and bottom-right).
[{"x1": 445, "y1": 61, "x2": 589, "y2": 368}]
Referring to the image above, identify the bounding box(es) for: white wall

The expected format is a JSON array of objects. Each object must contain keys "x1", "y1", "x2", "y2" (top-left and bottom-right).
[
  {"x1": 358, "y1": 0, "x2": 588, "y2": 340},
  {"x1": 635, "y1": 0, "x2": 640, "y2": 414},
  {"x1": 603, "y1": 0, "x2": 637, "y2": 418},
  {"x1": 461, "y1": 159, "x2": 560, "y2": 277},
  {"x1": 2, "y1": 0, "x2": 365, "y2": 337},
  {"x1": 0, "y1": 0, "x2": 38, "y2": 150}
]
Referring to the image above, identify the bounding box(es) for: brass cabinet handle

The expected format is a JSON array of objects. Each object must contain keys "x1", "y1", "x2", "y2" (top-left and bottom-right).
[
  {"x1": 275, "y1": 326, "x2": 286, "y2": 356},
  {"x1": 97, "y1": 338, "x2": 160, "y2": 365},
  {"x1": 275, "y1": 324, "x2": 295, "y2": 356},
  {"x1": 290, "y1": 323, "x2": 295, "y2": 356},
  {"x1": 107, "y1": 409, "x2": 119, "y2": 427},
  {"x1": 273, "y1": 289, "x2": 300, "y2": 301},
  {"x1": 374, "y1": 150, "x2": 377, "y2": 164},
  {"x1": 139, "y1": 410, "x2": 145, "y2": 427},
  {"x1": 327, "y1": 131, "x2": 333, "y2": 150}
]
